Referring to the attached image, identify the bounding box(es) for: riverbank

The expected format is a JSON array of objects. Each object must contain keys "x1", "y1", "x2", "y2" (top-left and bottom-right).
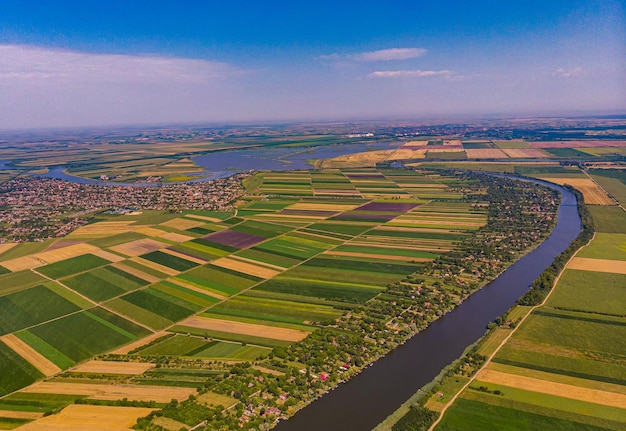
[{"x1": 273, "y1": 176, "x2": 580, "y2": 431}]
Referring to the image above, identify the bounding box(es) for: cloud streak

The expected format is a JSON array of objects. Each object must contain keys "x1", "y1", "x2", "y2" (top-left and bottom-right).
[
  {"x1": 553, "y1": 67, "x2": 585, "y2": 78},
  {"x1": 0, "y1": 44, "x2": 236, "y2": 83},
  {"x1": 368, "y1": 69, "x2": 454, "y2": 78},
  {"x1": 320, "y1": 47, "x2": 427, "y2": 62}
]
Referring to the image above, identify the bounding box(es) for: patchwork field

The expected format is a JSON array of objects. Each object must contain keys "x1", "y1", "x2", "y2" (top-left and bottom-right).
[
  {"x1": 15, "y1": 404, "x2": 156, "y2": 431},
  {"x1": 0, "y1": 166, "x2": 574, "y2": 430},
  {"x1": 433, "y1": 212, "x2": 626, "y2": 431}
]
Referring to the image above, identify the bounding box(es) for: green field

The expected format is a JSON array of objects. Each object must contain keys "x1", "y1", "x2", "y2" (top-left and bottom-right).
[
  {"x1": 0, "y1": 285, "x2": 81, "y2": 335},
  {"x1": 26, "y1": 309, "x2": 141, "y2": 362},
  {"x1": 0, "y1": 271, "x2": 46, "y2": 296},
  {"x1": 576, "y1": 233, "x2": 626, "y2": 260},
  {"x1": 14, "y1": 330, "x2": 75, "y2": 369},
  {"x1": 0, "y1": 241, "x2": 55, "y2": 262},
  {"x1": 435, "y1": 398, "x2": 615, "y2": 431},
  {"x1": 0, "y1": 341, "x2": 44, "y2": 397},
  {"x1": 37, "y1": 254, "x2": 110, "y2": 279},
  {"x1": 170, "y1": 325, "x2": 292, "y2": 347},
  {"x1": 588, "y1": 206, "x2": 626, "y2": 234},
  {"x1": 211, "y1": 295, "x2": 341, "y2": 325},
  {"x1": 121, "y1": 287, "x2": 201, "y2": 323},
  {"x1": 546, "y1": 270, "x2": 626, "y2": 315},
  {"x1": 62, "y1": 266, "x2": 148, "y2": 302},
  {"x1": 254, "y1": 277, "x2": 381, "y2": 303},
  {"x1": 140, "y1": 250, "x2": 199, "y2": 272}
]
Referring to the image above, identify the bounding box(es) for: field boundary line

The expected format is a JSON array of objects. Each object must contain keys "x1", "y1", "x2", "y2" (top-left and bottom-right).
[{"x1": 428, "y1": 232, "x2": 595, "y2": 431}]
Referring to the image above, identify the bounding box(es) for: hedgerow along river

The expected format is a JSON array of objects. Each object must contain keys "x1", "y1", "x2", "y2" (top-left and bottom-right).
[{"x1": 274, "y1": 179, "x2": 581, "y2": 431}]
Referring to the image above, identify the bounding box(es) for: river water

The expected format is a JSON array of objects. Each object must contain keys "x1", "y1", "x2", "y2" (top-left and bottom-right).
[
  {"x1": 31, "y1": 141, "x2": 399, "y2": 185},
  {"x1": 274, "y1": 181, "x2": 581, "y2": 431}
]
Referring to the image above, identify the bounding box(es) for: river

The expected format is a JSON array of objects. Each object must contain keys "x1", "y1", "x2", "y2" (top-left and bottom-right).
[{"x1": 274, "y1": 180, "x2": 581, "y2": 431}]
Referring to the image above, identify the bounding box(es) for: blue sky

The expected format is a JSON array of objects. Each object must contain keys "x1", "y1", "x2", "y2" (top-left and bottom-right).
[{"x1": 0, "y1": 0, "x2": 624, "y2": 129}]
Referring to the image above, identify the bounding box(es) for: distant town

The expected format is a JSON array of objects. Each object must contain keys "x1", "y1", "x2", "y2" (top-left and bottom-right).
[{"x1": 0, "y1": 174, "x2": 247, "y2": 242}]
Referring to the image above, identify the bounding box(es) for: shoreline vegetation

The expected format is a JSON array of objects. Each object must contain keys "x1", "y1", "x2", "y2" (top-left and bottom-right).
[
  {"x1": 126, "y1": 170, "x2": 561, "y2": 430},
  {"x1": 0, "y1": 168, "x2": 561, "y2": 431},
  {"x1": 382, "y1": 185, "x2": 598, "y2": 431}
]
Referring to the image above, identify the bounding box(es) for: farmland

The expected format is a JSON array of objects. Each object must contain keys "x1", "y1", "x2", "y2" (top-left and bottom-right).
[
  {"x1": 0, "y1": 164, "x2": 565, "y2": 430},
  {"x1": 404, "y1": 202, "x2": 626, "y2": 431}
]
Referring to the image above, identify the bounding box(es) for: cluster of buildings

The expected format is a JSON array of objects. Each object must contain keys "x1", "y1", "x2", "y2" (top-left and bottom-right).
[{"x1": 0, "y1": 174, "x2": 247, "y2": 242}]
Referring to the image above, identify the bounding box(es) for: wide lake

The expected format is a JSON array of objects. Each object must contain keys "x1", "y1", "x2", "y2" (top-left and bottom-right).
[{"x1": 274, "y1": 180, "x2": 581, "y2": 431}]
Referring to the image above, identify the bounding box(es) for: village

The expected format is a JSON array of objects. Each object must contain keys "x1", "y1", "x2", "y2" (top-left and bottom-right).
[{"x1": 0, "y1": 174, "x2": 247, "y2": 242}]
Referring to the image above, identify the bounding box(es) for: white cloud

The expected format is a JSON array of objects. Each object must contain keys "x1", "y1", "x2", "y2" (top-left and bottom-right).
[
  {"x1": 0, "y1": 44, "x2": 236, "y2": 83},
  {"x1": 368, "y1": 69, "x2": 454, "y2": 78},
  {"x1": 319, "y1": 47, "x2": 427, "y2": 62},
  {"x1": 553, "y1": 67, "x2": 585, "y2": 78}
]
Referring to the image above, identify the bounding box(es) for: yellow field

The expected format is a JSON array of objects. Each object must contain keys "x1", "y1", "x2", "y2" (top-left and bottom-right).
[
  {"x1": 72, "y1": 360, "x2": 154, "y2": 375},
  {"x1": 501, "y1": 148, "x2": 548, "y2": 158},
  {"x1": 134, "y1": 227, "x2": 167, "y2": 237},
  {"x1": 316, "y1": 150, "x2": 396, "y2": 168},
  {"x1": 0, "y1": 334, "x2": 61, "y2": 376},
  {"x1": 465, "y1": 148, "x2": 508, "y2": 159},
  {"x1": 22, "y1": 382, "x2": 195, "y2": 403},
  {"x1": 0, "y1": 410, "x2": 43, "y2": 420},
  {"x1": 16, "y1": 404, "x2": 155, "y2": 431},
  {"x1": 89, "y1": 249, "x2": 125, "y2": 263},
  {"x1": 159, "y1": 217, "x2": 205, "y2": 230},
  {"x1": 476, "y1": 369, "x2": 626, "y2": 409},
  {"x1": 540, "y1": 177, "x2": 615, "y2": 205},
  {"x1": 110, "y1": 238, "x2": 168, "y2": 256},
  {"x1": 179, "y1": 316, "x2": 309, "y2": 342},
  {"x1": 210, "y1": 258, "x2": 280, "y2": 279},
  {"x1": 567, "y1": 257, "x2": 626, "y2": 274},
  {"x1": 0, "y1": 256, "x2": 44, "y2": 272},
  {"x1": 228, "y1": 255, "x2": 285, "y2": 271},
  {"x1": 184, "y1": 214, "x2": 223, "y2": 222},
  {"x1": 158, "y1": 232, "x2": 195, "y2": 243},
  {"x1": 67, "y1": 221, "x2": 135, "y2": 237},
  {"x1": 486, "y1": 362, "x2": 626, "y2": 396},
  {"x1": 0, "y1": 243, "x2": 17, "y2": 255}
]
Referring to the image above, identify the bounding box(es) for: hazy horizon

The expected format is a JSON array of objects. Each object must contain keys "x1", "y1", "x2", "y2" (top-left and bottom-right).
[{"x1": 1, "y1": 1, "x2": 624, "y2": 130}]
